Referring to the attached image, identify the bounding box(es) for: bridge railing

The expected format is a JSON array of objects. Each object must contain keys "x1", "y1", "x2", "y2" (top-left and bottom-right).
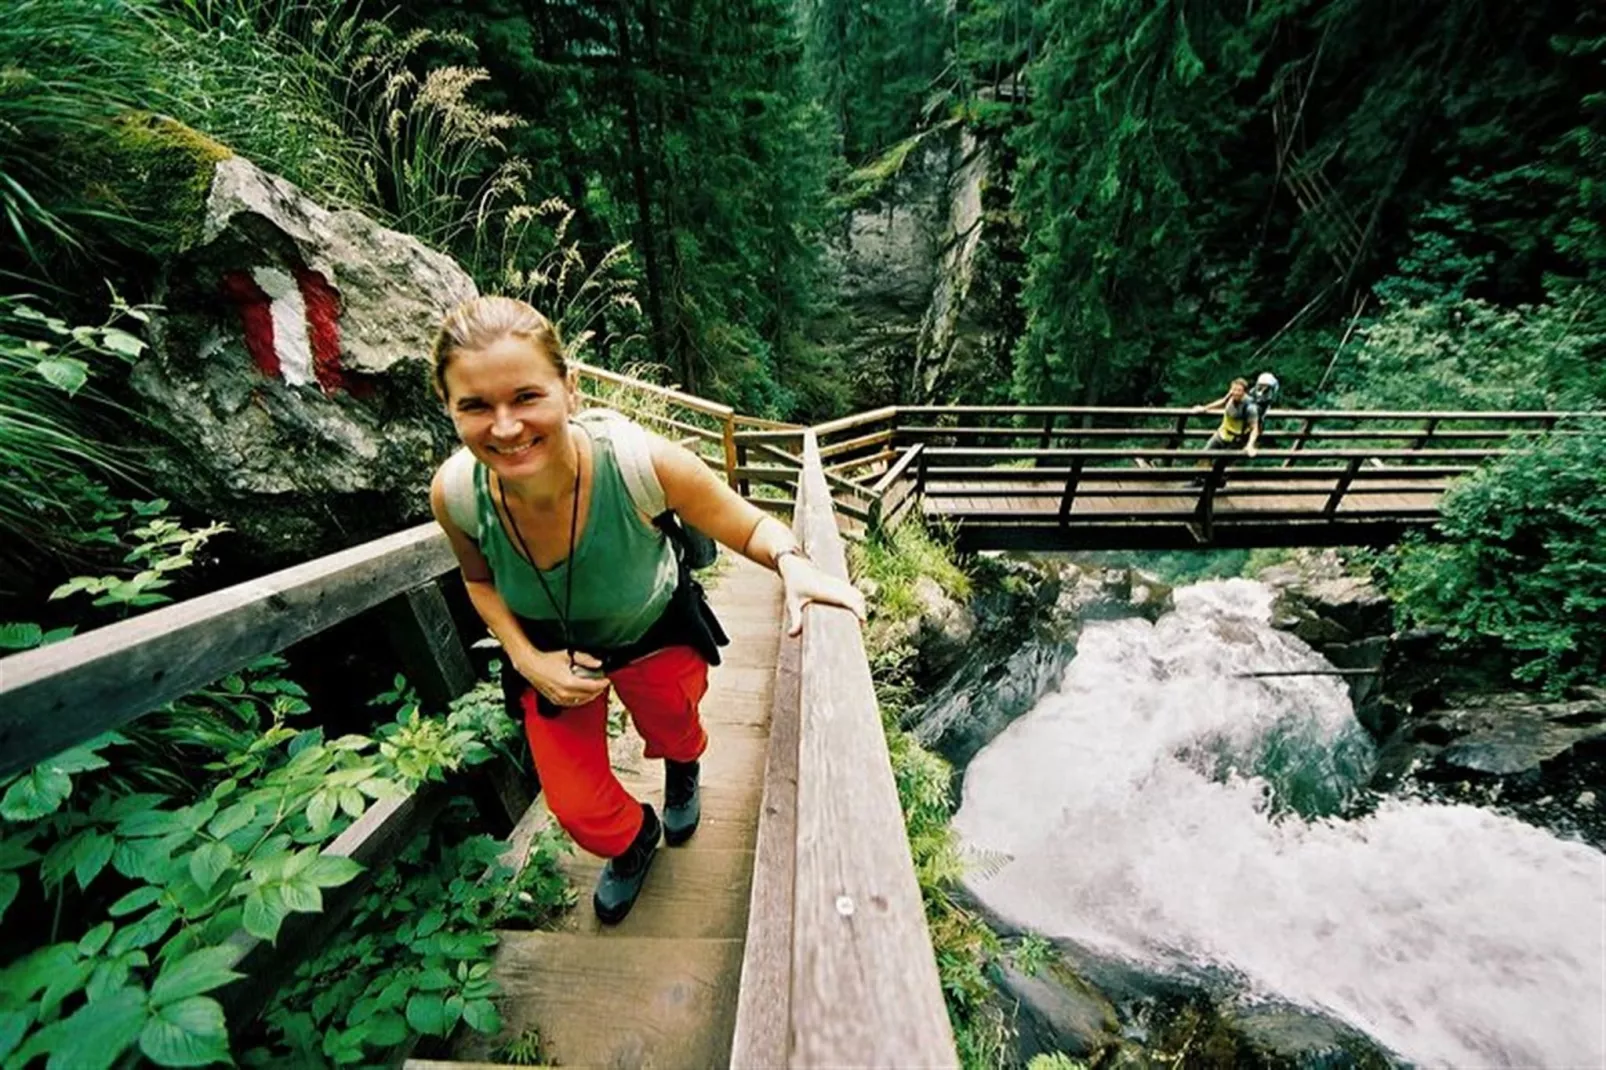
[
  {"x1": 895, "y1": 405, "x2": 1586, "y2": 455},
  {"x1": 574, "y1": 361, "x2": 749, "y2": 490},
  {"x1": 729, "y1": 406, "x2": 1595, "y2": 541},
  {"x1": 733, "y1": 431, "x2": 957, "y2": 1069},
  {"x1": 0, "y1": 526, "x2": 524, "y2": 1028}
]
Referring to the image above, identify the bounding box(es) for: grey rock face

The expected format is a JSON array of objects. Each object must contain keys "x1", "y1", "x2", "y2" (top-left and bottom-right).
[
  {"x1": 823, "y1": 124, "x2": 1020, "y2": 406},
  {"x1": 134, "y1": 156, "x2": 476, "y2": 558}
]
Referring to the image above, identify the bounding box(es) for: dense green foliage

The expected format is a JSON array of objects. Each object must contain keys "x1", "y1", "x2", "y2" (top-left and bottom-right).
[
  {"x1": 1001, "y1": 0, "x2": 1606, "y2": 408},
  {"x1": 396, "y1": 0, "x2": 840, "y2": 416},
  {"x1": 0, "y1": 636, "x2": 568, "y2": 1068},
  {"x1": 1387, "y1": 430, "x2": 1606, "y2": 693}
]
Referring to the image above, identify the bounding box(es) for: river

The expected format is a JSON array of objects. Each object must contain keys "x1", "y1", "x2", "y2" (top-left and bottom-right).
[{"x1": 954, "y1": 579, "x2": 1606, "y2": 1068}]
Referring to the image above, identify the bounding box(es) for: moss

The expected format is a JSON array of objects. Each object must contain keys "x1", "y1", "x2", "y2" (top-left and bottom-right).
[
  {"x1": 833, "y1": 118, "x2": 961, "y2": 211},
  {"x1": 75, "y1": 112, "x2": 233, "y2": 255}
]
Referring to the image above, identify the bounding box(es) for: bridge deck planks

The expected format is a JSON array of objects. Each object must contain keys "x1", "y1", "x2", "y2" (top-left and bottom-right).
[{"x1": 449, "y1": 555, "x2": 783, "y2": 1069}]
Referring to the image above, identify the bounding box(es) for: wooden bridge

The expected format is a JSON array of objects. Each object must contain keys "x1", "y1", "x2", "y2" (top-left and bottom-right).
[
  {"x1": 722, "y1": 403, "x2": 1597, "y2": 551},
  {"x1": 1, "y1": 365, "x2": 1596, "y2": 1068}
]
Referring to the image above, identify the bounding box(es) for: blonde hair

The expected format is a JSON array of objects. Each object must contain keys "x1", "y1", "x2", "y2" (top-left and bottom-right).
[{"x1": 430, "y1": 296, "x2": 568, "y2": 399}]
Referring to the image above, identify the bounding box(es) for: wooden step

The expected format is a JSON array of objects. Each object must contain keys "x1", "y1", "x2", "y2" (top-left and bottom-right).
[
  {"x1": 474, "y1": 931, "x2": 744, "y2": 1069},
  {"x1": 543, "y1": 847, "x2": 754, "y2": 939}
]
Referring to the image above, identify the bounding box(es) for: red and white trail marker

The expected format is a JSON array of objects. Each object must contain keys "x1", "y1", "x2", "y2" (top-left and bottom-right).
[{"x1": 221, "y1": 265, "x2": 350, "y2": 395}]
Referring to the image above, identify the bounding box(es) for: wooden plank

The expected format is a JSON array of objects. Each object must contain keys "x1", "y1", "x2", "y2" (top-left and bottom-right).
[
  {"x1": 550, "y1": 847, "x2": 756, "y2": 939},
  {"x1": 488, "y1": 932, "x2": 744, "y2": 1068},
  {"x1": 895, "y1": 404, "x2": 1595, "y2": 421},
  {"x1": 575, "y1": 360, "x2": 735, "y2": 419},
  {"x1": 0, "y1": 523, "x2": 456, "y2": 779},
  {"x1": 730, "y1": 626, "x2": 801, "y2": 1069},
  {"x1": 868, "y1": 443, "x2": 924, "y2": 496},
  {"x1": 789, "y1": 433, "x2": 957, "y2": 1068},
  {"x1": 920, "y1": 445, "x2": 1509, "y2": 463},
  {"x1": 808, "y1": 405, "x2": 898, "y2": 438},
  {"x1": 817, "y1": 427, "x2": 894, "y2": 462}
]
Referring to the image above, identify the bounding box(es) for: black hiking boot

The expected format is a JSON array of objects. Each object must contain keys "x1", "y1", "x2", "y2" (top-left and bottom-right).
[
  {"x1": 663, "y1": 759, "x2": 701, "y2": 846},
  {"x1": 593, "y1": 803, "x2": 661, "y2": 925}
]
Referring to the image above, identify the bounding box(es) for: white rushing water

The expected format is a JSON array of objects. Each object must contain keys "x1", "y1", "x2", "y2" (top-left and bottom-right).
[{"x1": 955, "y1": 579, "x2": 1606, "y2": 1069}]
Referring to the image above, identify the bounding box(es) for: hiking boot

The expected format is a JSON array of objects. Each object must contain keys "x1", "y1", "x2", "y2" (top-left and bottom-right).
[
  {"x1": 663, "y1": 758, "x2": 701, "y2": 846},
  {"x1": 593, "y1": 803, "x2": 661, "y2": 924}
]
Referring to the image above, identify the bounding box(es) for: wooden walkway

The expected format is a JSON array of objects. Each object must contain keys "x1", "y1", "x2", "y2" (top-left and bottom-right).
[
  {"x1": 724, "y1": 407, "x2": 1603, "y2": 551},
  {"x1": 430, "y1": 558, "x2": 784, "y2": 1068}
]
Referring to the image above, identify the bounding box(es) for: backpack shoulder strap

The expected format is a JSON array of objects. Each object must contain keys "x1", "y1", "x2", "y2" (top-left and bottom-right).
[
  {"x1": 576, "y1": 409, "x2": 668, "y2": 518},
  {"x1": 440, "y1": 447, "x2": 481, "y2": 540}
]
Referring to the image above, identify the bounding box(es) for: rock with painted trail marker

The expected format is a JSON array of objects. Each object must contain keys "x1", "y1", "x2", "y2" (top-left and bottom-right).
[{"x1": 131, "y1": 150, "x2": 475, "y2": 558}]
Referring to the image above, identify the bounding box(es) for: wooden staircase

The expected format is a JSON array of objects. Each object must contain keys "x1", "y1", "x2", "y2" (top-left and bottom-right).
[{"x1": 412, "y1": 557, "x2": 784, "y2": 1068}]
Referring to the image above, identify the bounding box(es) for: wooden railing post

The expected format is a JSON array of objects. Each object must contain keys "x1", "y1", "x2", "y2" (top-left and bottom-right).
[
  {"x1": 722, "y1": 412, "x2": 741, "y2": 491},
  {"x1": 1282, "y1": 417, "x2": 1316, "y2": 466},
  {"x1": 1163, "y1": 411, "x2": 1191, "y2": 464},
  {"x1": 1324, "y1": 457, "x2": 1364, "y2": 518},
  {"x1": 379, "y1": 579, "x2": 529, "y2": 838},
  {"x1": 1410, "y1": 417, "x2": 1441, "y2": 452},
  {"x1": 1194, "y1": 456, "x2": 1229, "y2": 543},
  {"x1": 1057, "y1": 457, "x2": 1084, "y2": 526},
  {"x1": 1035, "y1": 412, "x2": 1058, "y2": 466},
  {"x1": 379, "y1": 580, "x2": 474, "y2": 712}
]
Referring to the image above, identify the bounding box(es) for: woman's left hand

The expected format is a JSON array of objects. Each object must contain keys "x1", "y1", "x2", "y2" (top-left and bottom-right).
[{"x1": 779, "y1": 557, "x2": 867, "y2": 637}]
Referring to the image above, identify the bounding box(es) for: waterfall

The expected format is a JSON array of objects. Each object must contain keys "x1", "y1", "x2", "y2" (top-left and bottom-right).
[{"x1": 956, "y1": 579, "x2": 1606, "y2": 1068}]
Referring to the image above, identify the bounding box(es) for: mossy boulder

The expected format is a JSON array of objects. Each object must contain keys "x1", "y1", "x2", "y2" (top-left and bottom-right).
[{"x1": 73, "y1": 112, "x2": 233, "y2": 257}]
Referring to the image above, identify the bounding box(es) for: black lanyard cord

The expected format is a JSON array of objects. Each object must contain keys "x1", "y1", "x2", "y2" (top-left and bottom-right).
[{"x1": 497, "y1": 444, "x2": 582, "y2": 665}]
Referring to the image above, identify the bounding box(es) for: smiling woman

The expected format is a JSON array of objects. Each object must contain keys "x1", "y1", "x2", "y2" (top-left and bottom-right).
[{"x1": 426, "y1": 295, "x2": 864, "y2": 924}]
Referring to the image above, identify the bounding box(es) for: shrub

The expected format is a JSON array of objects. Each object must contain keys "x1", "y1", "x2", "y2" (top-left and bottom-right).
[{"x1": 1387, "y1": 427, "x2": 1606, "y2": 692}]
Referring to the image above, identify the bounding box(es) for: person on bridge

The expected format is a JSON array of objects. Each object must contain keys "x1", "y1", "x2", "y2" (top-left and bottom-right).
[
  {"x1": 1194, "y1": 376, "x2": 1263, "y2": 457},
  {"x1": 427, "y1": 296, "x2": 864, "y2": 924}
]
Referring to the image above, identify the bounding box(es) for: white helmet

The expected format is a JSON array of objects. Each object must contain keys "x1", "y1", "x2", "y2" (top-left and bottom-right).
[{"x1": 1255, "y1": 372, "x2": 1279, "y2": 389}]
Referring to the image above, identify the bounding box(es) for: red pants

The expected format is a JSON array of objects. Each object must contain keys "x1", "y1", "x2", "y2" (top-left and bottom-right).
[{"x1": 521, "y1": 645, "x2": 709, "y2": 858}]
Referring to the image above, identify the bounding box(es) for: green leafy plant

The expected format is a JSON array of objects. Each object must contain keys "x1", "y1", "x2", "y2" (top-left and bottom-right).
[
  {"x1": 0, "y1": 649, "x2": 515, "y2": 1068},
  {"x1": 1027, "y1": 1054, "x2": 1090, "y2": 1070},
  {"x1": 849, "y1": 518, "x2": 971, "y2": 625},
  {"x1": 1012, "y1": 934, "x2": 1054, "y2": 978},
  {"x1": 496, "y1": 1025, "x2": 551, "y2": 1066},
  {"x1": 1387, "y1": 428, "x2": 1606, "y2": 692},
  {"x1": 49, "y1": 500, "x2": 229, "y2": 612},
  {"x1": 248, "y1": 820, "x2": 574, "y2": 1066}
]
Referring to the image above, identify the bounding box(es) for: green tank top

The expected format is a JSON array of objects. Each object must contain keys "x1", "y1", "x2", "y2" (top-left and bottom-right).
[{"x1": 474, "y1": 422, "x2": 678, "y2": 650}]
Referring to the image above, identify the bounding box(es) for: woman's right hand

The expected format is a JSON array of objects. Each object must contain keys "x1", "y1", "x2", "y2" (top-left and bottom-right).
[{"x1": 514, "y1": 649, "x2": 608, "y2": 710}]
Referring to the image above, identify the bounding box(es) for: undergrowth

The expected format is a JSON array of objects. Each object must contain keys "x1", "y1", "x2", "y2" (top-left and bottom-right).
[{"x1": 852, "y1": 519, "x2": 1017, "y2": 1068}]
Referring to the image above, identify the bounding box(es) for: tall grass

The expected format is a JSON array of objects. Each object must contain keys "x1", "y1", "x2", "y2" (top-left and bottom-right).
[{"x1": 0, "y1": 295, "x2": 144, "y2": 567}]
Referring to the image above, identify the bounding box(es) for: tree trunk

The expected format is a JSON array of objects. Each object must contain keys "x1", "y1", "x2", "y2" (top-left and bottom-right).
[{"x1": 613, "y1": 1, "x2": 671, "y2": 376}]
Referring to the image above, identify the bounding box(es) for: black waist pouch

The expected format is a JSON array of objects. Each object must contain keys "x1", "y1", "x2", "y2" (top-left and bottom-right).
[{"x1": 501, "y1": 567, "x2": 730, "y2": 720}]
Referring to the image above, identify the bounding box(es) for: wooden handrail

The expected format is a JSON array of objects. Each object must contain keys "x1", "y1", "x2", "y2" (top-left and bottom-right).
[
  {"x1": 0, "y1": 524, "x2": 456, "y2": 779},
  {"x1": 733, "y1": 432, "x2": 956, "y2": 1068},
  {"x1": 574, "y1": 360, "x2": 734, "y2": 419},
  {"x1": 577, "y1": 392, "x2": 725, "y2": 443},
  {"x1": 896, "y1": 405, "x2": 1593, "y2": 421},
  {"x1": 869, "y1": 444, "x2": 925, "y2": 496},
  {"x1": 808, "y1": 405, "x2": 898, "y2": 439},
  {"x1": 918, "y1": 446, "x2": 1512, "y2": 461}
]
